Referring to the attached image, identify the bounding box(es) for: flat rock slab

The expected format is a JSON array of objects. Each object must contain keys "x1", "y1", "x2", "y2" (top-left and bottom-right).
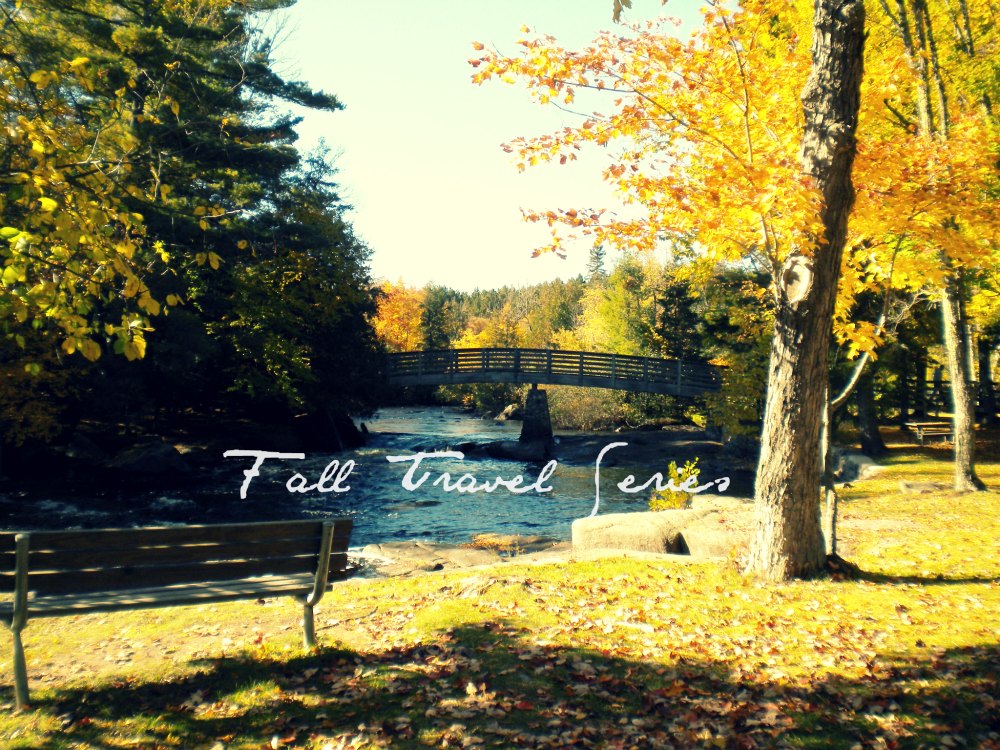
[
  {"x1": 360, "y1": 538, "x2": 565, "y2": 577},
  {"x1": 467, "y1": 533, "x2": 563, "y2": 554},
  {"x1": 898, "y1": 480, "x2": 950, "y2": 494}
]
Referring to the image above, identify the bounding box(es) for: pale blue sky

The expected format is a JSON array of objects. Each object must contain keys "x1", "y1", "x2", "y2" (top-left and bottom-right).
[{"x1": 278, "y1": 1, "x2": 704, "y2": 291}]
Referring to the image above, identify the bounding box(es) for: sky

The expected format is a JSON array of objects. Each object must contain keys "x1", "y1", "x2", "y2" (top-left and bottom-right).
[{"x1": 276, "y1": 1, "x2": 705, "y2": 291}]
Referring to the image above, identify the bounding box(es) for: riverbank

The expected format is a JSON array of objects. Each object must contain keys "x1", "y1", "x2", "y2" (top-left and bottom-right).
[{"x1": 0, "y1": 407, "x2": 756, "y2": 546}]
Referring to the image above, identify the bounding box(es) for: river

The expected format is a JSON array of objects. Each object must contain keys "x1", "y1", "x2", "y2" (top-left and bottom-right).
[{"x1": 0, "y1": 406, "x2": 751, "y2": 546}]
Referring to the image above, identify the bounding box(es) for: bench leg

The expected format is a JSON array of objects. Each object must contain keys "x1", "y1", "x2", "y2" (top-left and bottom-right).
[
  {"x1": 303, "y1": 603, "x2": 316, "y2": 649},
  {"x1": 11, "y1": 626, "x2": 29, "y2": 710}
]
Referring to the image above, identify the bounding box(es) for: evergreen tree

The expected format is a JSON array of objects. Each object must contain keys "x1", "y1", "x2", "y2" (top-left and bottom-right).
[
  {"x1": 1, "y1": 0, "x2": 382, "y2": 449},
  {"x1": 586, "y1": 244, "x2": 606, "y2": 282}
]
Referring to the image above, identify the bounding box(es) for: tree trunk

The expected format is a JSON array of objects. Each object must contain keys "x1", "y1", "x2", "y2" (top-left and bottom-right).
[
  {"x1": 915, "y1": 349, "x2": 928, "y2": 418},
  {"x1": 856, "y1": 367, "x2": 887, "y2": 456},
  {"x1": 940, "y1": 274, "x2": 985, "y2": 490},
  {"x1": 820, "y1": 388, "x2": 837, "y2": 556},
  {"x1": 897, "y1": 344, "x2": 910, "y2": 426},
  {"x1": 747, "y1": 0, "x2": 866, "y2": 581},
  {"x1": 978, "y1": 336, "x2": 998, "y2": 425}
]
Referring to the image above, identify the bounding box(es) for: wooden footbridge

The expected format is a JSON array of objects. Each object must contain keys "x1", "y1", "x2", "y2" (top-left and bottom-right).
[{"x1": 385, "y1": 348, "x2": 721, "y2": 398}]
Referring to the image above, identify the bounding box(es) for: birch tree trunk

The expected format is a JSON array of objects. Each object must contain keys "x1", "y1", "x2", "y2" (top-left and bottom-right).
[
  {"x1": 876, "y1": 0, "x2": 987, "y2": 489},
  {"x1": 978, "y1": 336, "x2": 998, "y2": 426},
  {"x1": 940, "y1": 273, "x2": 985, "y2": 490},
  {"x1": 747, "y1": 0, "x2": 866, "y2": 581}
]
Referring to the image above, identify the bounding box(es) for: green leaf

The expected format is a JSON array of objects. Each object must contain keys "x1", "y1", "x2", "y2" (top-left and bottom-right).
[{"x1": 0, "y1": 227, "x2": 21, "y2": 239}]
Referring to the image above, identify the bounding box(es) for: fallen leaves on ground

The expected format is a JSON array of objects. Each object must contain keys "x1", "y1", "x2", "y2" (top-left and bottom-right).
[{"x1": 1, "y1": 449, "x2": 998, "y2": 748}]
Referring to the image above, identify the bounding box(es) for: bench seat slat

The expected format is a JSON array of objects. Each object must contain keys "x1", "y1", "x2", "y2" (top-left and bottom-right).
[
  {"x1": 0, "y1": 528, "x2": 352, "y2": 571},
  {"x1": 5, "y1": 551, "x2": 350, "y2": 596},
  {"x1": 0, "y1": 568, "x2": 353, "y2": 619},
  {"x1": 22, "y1": 520, "x2": 331, "y2": 552}
]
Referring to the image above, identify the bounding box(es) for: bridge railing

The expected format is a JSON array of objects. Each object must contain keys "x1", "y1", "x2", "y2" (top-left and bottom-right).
[{"x1": 386, "y1": 348, "x2": 721, "y2": 395}]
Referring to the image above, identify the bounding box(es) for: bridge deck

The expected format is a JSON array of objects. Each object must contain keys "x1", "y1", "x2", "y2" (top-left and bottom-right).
[{"x1": 385, "y1": 348, "x2": 721, "y2": 397}]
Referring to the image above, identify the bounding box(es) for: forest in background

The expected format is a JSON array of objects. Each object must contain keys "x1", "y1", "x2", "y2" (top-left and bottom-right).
[{"x1": 374, "y1": 244, "x2": 1000, "y2": 451}]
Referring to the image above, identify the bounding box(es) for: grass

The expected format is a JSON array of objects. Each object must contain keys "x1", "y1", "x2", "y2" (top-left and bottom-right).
[{"x1": 1, "y1": 443, "x2": 998, "y2": 749}]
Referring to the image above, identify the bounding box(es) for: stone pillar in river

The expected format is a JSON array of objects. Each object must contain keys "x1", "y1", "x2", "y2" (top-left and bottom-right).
[{"x1": 520, "y1": 385, "x2": 554, "y2": 444}]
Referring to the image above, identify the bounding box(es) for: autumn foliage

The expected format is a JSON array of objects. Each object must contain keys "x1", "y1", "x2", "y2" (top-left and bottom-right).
[{"x1": 470, "y1": 0, "x2": 998, "y2": 358}]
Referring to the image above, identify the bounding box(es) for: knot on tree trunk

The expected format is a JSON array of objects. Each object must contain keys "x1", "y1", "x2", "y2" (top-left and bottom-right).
[{"x1": 780, "y1": 254, "x2": 814, "y2": 306}]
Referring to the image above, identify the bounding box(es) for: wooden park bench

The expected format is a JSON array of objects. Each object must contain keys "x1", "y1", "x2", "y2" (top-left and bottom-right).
[
  {"x1": 1, "y1": 517, "x2": 353, "y2": 710},
  {"x1": 905, "y1": 421, "x2": 953, "y2": 445}
]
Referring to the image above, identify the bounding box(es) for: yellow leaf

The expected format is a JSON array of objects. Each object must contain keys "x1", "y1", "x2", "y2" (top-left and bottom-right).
[
  {"x1": 29, "y1": 70, "x2": 56, "y2": 88},
  {"x1": 123, "y1": 275, "x2": 140, "y2": 298},
  {"x1": 38, "y1": 196, "x2": 57, "y2": 212},
  {"x1": 139, "y1": 294, "x2": 161, "y2": 316},
  {"x1": 193, "y1": 206, "x2": 207, "y2": 216},
  {"x1": 198, "y1": 219, "x2": 208, "y2": 231},
  {"x1": 79, "y1": 339, "x2": 101, "y2": 361},
  {"x1": 68, "y1": 57, "x2": 90, "y2": 68},
  {"x1": 236, "y1": 239, "x2": 248, "y2": 250},
  {"x1": 169, "y1": 99, "x2": 179, "y2": 117},
  {"x1": 207, "y1": 252, "x2": 222, "y2": 270}
]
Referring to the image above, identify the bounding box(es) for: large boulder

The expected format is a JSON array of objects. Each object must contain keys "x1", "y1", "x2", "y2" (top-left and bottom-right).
[
  {"x1": 495, "y1": 403, "x2": 523, "y2": 422},
  {"x1": 689, "y1": 494, "x2": 753, "y2": 513},
  {"x1": 572, "y1": 510, "x2": 711, "y2": 554},
  {"x1": 293, "y1": 411, "x2": 366, "y2": 451},
  {"x1": 483, "y1": 439, "x2": 553, "y2": 462},
  {"x1": 108, "y1": 441, "x2": 190, "y2": 475},
  {"x1": 834, "y1": 451, "x2": 884, "y2": 482},
  {"x1": 678, "y1": 510, "x2": 754, "y2": 559}
]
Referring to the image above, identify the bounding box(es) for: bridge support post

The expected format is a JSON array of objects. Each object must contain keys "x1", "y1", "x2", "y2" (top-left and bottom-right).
[{"x1": 519, "y1": 385, "x2": 554, "y2": 445}]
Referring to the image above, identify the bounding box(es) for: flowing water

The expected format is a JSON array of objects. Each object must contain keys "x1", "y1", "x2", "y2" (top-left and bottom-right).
[{"x1": 0, "y1": 406, "x2": 748, "y2": 546}]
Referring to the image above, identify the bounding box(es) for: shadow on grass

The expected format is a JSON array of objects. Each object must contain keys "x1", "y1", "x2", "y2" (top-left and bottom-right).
[
  {"x1": 851, "y1": 569, "x2": 1000, "y2": 586},
  {"x1": 3, "y1": 621, "x2": 998, "y2": 749},
  {"x1": 825, "y1": 555, "x2": 997, "y2": 586}
]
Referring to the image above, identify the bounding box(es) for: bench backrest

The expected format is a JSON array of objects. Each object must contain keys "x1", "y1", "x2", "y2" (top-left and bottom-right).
[{"x1": 0, "y1": 519, "x2": 352, "y2": 596}]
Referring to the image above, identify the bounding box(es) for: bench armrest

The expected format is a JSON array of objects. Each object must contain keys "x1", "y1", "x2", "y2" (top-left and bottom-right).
[
  {"x1": 304, "y1": 522, "x2": 336, "y2": 606},
  {"x1": 10, "y1": 534, "x2": 29, "y2": 631}
]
